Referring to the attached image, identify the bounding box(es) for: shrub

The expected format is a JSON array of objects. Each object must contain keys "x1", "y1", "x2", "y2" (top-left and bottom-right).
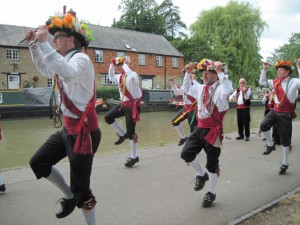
[{"x1": 96, "y1": 87, "x2": 119, "y2": 101}]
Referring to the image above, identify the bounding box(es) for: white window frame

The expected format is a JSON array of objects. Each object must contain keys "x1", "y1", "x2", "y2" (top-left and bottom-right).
[
  {"x1": 47, "y1": 78, "x2": 53, "y2": 87},
  {"x1": 138, "y1": 54, "x2": 146, "y2": 65},
  {"x1": 156, "y1": 55, "x2": 163, "y2": 67},
  {"x1": 0, "y1": 93, "x2": 2, "y2": 104},
  {"x1": 6, "y1": 49, "x2": 19, "y2": 60},
  {"x1": 95, "y1": 50, "x2": 104, "y2": 62},
  {"x1": 172, "y1": 57, "x2": 179, "y2": 68},
  {"x1": 102, "y1": 74, "x2": 117, "y2": 85}
]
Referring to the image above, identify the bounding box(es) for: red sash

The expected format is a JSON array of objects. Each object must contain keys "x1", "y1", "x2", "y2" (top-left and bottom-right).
[
  {"x1": 57, "y1": 77, "x2": 99, "y2": 155},
  {"x1": 119, "y1": 73, "x2": 142, "y2": 123},
  {"x1": 198, "y1": 106, "x2": 227, "y2": 146},
  {"x1": 273, "y1": 78, "x2": 295, "y2": 113},
  {"x1": 184, "y1": 94, "x2": 197, "y2": 112}
]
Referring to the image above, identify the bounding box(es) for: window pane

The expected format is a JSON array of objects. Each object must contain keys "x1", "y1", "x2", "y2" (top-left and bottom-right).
[
  {"x1": 95, "y1": 50, "x2": 103, "y2": 62},
  {"x1": 102, "y1": 74, "x2": 117, "y2": 85},
  {"x1": 138, "y1": 54, "x2": 145, "y2": 65}
]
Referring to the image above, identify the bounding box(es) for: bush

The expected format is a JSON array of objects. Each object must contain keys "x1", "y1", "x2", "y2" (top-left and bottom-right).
[{"x1": 96, "y1": 87, "x2": 119, "y2": 101}]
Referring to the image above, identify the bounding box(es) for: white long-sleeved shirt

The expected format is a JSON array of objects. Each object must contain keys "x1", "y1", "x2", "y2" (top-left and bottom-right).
[
  {"x1": 29, "y1": 42, "x2": 95, "y2": 119},
  {"x1": 229, "y1": 87, "x2": 252, "y2": 105},
  {"x1": 259, "y1": 69, "x2": 300, "y2": 104},
  {"x1": 171, "y1": 79, "x2": 200, "y2": 105},
  {"x1": 108, "y1": 63, "x2": 142, "y2": 101},
  {"x1": 182, "y1": 72, "x2": 233, "y2": 119}
]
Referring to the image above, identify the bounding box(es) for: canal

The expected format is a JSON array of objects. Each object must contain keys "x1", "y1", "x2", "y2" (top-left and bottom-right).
[{"x1": 1, "y1": 106, "x2": 300, "y2": 170}]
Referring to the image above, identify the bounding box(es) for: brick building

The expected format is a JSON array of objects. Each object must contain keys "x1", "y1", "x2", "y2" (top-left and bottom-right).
[{"x1": 0, "y1": 24, "x2": 184, "y2": 90}]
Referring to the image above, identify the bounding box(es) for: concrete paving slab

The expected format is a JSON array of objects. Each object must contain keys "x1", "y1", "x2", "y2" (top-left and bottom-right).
[{"x1": 1, "y1": 121, "x2": 300, "y2": 225}]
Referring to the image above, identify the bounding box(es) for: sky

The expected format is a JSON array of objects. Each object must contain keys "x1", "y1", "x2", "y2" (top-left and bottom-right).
[{"x1": 1, "y1": 0, "x2": 300, "y2": 60}]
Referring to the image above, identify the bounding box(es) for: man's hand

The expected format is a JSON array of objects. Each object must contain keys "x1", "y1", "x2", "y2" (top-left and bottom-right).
[
  {"x1": 215, "y1": 61, "x2": 223, "y2": 73},
  {"x1": 35, "y1": 25, "x2": 49, "y2": 43},
  {"x1": 262, "y1": 62, "x2": 270, "y2": 71},
  {"x1": 185, "y1": 62, "x2": 196, "y2": 74}
]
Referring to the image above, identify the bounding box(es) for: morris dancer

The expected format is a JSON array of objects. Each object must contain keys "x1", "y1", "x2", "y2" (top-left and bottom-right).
[
  {"x1": 229, "y1": 78, "x2": 252, "y2": 141},
  {"x1": 181, "y1": 59, "x2": 233, "y2": 207},
  {"x1": 26, "y1": 9, "x2": 100, "y2": 225},
  {"x1": 259, "y1": 60, "x2": 300, "y2": 175},
  {"x1": 104, "y1": 56, "x2": 142, "y2": 167},
  {"x1": 170, "y1": 74, "x2": 198, "y2": 146}
]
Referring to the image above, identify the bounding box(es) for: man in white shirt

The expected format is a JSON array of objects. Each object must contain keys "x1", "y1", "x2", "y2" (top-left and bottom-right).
[
  {"x1": 104, "y1": 56, "x2": 142, "y2": 167},
  {"x1": 169, "y1": 74, "x2": 198, "y2": 146},
  {"x1": 259, "y1": 59, "x2": 300, "y2": 175},
  {"x1": 26, "y1": 9, "x2": 100, "y2": 225},
  {"x1": 181, "y1": 59, "x2": 233, "y2": 207},
  {"x1": 229, "y1": 78, "x2": 252, "y2": 141}
]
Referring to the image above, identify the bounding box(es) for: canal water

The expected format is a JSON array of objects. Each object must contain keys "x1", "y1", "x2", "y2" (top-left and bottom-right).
[{"x1": 1, "y1": 106, "x2": 300, "y2": 170}]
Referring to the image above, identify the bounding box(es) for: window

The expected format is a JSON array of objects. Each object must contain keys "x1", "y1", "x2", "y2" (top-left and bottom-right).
[
  {"x1": 117, "y1": 52, "x2": 125, "y2": 57},
  {"x1": 172, "y1": 57, "x2": 178, "y2": 68},
  {"x1": 6, "y1": 49, "x2": 19, "y2": 60},
  {"x1": 0, "y1": 93, "x2": 2, "y2": 104},
  {"x1": 138, "y1": 54, "x2": 146, "y2": 65},
  {"x1": 156, "y1": 56, "x2": 163, "y2": 66},
  {"x1": 47, "y1": 78, "x2": 53, "y2": 87},
  {"x1": 95, "y1": 50, "x2": 104, "y2": 62},
  {"x1": 102, "y1": 74, "x2": 117, "y2": 85}
]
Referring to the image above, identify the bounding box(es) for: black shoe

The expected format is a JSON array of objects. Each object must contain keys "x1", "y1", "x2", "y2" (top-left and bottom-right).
[
  {"x1": 114, "y1": 134, "x2": 128, "y2": 145},
  {"x1": 236, "y1": 136, "x2": 244, "y2": 140},
  {"x1": 194, "y1": 173, "x2": 209, "y2": 191},
  {"x1": 125, "y1": 156, "x2": 139, "y2": 168},
  {"x1": 263, "y1": 145, "x2": 276, "y2": 155},
  {"x1": 0, "y1": 183, "x2": 6, "y2": 192},
  {"x1": 262, "y1": 138, "x2": 267, "y2": 141},
  {"x1": 178, "y1": 137, "x2": 187, "y2": 146},
  {"x1": 56, "y1": 198, "x2": 77, "y2": 219},
  {"x1": 279, "y1": 164, "x2": 289, "y2": 175},
  {"x1": 202, "y1": 192, "x2": 216, "y2": 207},
  {"x1": 244, "y1": 137, "x2": 249, "y2": 141}
]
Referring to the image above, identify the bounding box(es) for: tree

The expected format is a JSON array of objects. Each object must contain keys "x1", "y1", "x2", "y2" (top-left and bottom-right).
[
  {"x1": 182, "y1": 1, "x2": 267, "y2": 86},
  {"x1": 158, "y1": 0, "x2": 187, "y2": 41},
  {"x1": 267, "y1": 33, "x2": 300, "y2": 77},
  {"x1": 113, "y1": 0, "x2": 165, "y2": 35}
]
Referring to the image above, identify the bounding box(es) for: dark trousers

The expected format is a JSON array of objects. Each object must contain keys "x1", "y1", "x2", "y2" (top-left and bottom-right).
[
  {"x1": 171, "y1": 108, "x2": 197, "y2": 133},
  {"x1": 29, "y1": 127, "x2": 101, "y2": 208},
  {"x1": 237, "y1": 108, "x2": 250, "y2": 138},
  {"x1": 260, "y1": 110, "x2": 292, "y2": 147},
  {"x1": 104, "y1": 104, "x2": 141, "y2": 139},
  {"x1": 181, "y1": 127, "x2": 221, "y2": 173}
]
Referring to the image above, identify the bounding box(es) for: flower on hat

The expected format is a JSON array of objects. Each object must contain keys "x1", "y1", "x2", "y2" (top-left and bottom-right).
[
  {"x1": 47, "y1": 11, "x2": 94, "y2": 46},
  {"x1": 111, "y1": 56, "x2": 125, "y2": 66},
  {"x1": 274, "y1": 60, "x2": 293, "y2": 69},
  {"x1": 197, "y1": 59, "x2": 215, "y2": 71}
]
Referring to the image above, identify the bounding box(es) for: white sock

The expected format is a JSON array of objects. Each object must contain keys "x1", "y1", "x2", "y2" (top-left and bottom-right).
[
  {"x1": 174, "y1": 125, "x2": 186, "y2": 139},
  {"x1": 282, "y1": 146, "x2": 290, "y2": 166},
  {"x1": 130, "y1": 140, "x2": 137, "y2": 159},
  {"x1": 110, "y1": 121, "x2": 126, "y2": 136},
  {"x1": 46, "y1": 166, "x2": 73, "y2": 199},
  {"x1": 207, "y1": 172, "x2": 217, "y2": 195},
  {"x1": 263, "y1": 130, "x2": 274, "y2": 147},
  {"x1": 189, "y1": 158, "x2": 204, "y2": 176},
  {"x1": 82, "y1": 207, "x2": 96, "y2": 225},
  {"x1": 0, "y1": 177, "x2": 4, "y2": 186}
]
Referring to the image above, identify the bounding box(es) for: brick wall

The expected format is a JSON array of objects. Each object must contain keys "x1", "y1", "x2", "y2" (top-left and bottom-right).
[{"x1": 0, "y1": 47, "x2": 185, "y2": 90}]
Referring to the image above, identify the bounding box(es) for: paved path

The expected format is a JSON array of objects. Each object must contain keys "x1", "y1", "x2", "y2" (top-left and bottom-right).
[{"x1": 1, "y1": 121, "x2": 300, "y2": 225}]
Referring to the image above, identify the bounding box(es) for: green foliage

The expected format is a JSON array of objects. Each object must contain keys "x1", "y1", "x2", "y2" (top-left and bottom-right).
[
  {"x1": 96, "y1": 87, "x2": 119, "y2": 101},
  {"x1": 174, "y1": 1, "x2": 267, "y2": 86},
  {"x1": 113, "y1": 0, "x2": 165, "y2": 34},
  {"x1": 267, "y1": 33, "x2": 300, "y2": 78},
  {"x1": 112, "y1": 0, "x2": 187, "y2": 38},
  {"x1": 158, "y1": 0, "x2": 187, "y2": 40}
]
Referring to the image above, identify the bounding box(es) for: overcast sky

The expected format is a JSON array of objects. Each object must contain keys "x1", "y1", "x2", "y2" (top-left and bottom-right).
[{"x1": 1, "y1": 0, "x2": 299, "y2": 60}]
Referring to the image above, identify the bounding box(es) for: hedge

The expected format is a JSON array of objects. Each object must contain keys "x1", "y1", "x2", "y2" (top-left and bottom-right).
[{"x1": 96, "y1": 87, "x2": 119, "y2": 101}]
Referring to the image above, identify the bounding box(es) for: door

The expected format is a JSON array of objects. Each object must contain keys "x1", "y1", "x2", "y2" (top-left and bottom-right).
[{"x1": 8, "y1": 74, "x2": 20, "y2": 89}]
